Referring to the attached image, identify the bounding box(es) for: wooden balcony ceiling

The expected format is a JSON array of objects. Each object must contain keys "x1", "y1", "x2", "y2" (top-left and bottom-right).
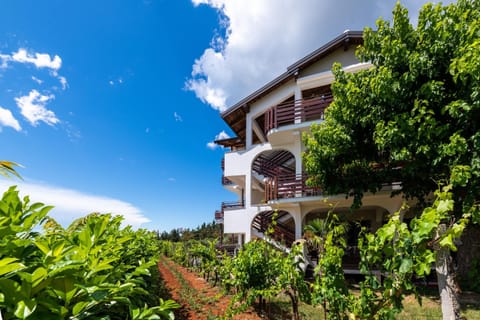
[{"x1": 252, "y1": 149, "x2": 295, "y2": 177}]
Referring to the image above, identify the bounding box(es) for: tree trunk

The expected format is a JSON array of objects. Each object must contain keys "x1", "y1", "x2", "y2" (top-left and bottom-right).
[
  {"x1": 436, "y1": 224, "x2": 461, "y2": 320},
  {"x1": 287, "y1": 291, "x2": 300, "y2": 320}
]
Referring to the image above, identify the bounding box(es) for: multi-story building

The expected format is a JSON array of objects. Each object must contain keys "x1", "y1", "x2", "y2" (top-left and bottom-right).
[{"x1": 214, "y1": 31, "x2": 404, "y2": 262}]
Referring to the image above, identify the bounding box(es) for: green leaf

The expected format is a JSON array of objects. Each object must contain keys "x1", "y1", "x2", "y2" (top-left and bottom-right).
[
  {"x1": 0, "y1": 258, "x2": 26, "y2": 277},
  {"x1": 14, "y1": 300, "x2": 37, "y2": 319},
  {"x1": 72, "y1": 301, "x2": 89, "y2": 316},
  {"x1": 399, "y1": 258, "x2": 413, "y2": 274}
]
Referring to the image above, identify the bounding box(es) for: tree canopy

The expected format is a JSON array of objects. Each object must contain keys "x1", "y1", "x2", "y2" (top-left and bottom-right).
[{"x1": 304, "y1": 0, "x2": 480, "y2": 220}]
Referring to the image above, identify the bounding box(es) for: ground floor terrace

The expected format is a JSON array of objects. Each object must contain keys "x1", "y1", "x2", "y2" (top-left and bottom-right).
[{"x1": 217, "y1": 191, "x2": 409, "y2": 271}]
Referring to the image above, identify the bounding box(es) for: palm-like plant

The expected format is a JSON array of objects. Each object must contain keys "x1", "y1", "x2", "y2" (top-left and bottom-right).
[
  {"x1": 0, "y1": 160, "x2": 22, "y2": 179},
  {"x1": 304, "y1": 213, "x2": 349, "y2": 256}
]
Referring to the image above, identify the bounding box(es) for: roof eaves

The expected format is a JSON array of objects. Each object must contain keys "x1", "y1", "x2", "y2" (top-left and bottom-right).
[{"x1": 221, "y1": 30, "x2": 363, "y2": 120}]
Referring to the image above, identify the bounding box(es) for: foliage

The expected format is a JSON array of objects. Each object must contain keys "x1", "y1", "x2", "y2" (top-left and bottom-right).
[
  {"x1": 0, "y1": 161, "x2": 22, "y2": 180},
  {"x1": 158, "y1": 221, "x2": 221, "y2": 242},
  {"x1": 305, "y1": 186, "x2": 468, "y2": 319},
  {"x1": 464, "y1": 257, "x2": 480, "y2": 292},
  {"x1": 303, "y1": 0, "x2": 480, "y2": 218},
  {"x1": 308, "y1": 213, "x2": 351, "y2": 320},
  {"x1": 225, "y1": 239, "x2": 283, "y2": 316},
  {"x1": 303, "y1": 1, "x2": 480, "y2": 318},
  {"x1": 0, "y1": 186, "x2": 179, "y2": 320}
]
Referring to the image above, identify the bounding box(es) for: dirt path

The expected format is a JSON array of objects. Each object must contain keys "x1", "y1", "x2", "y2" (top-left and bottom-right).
[{"x1": 158, "y1": 258, "x2": 263, "y2": 320}]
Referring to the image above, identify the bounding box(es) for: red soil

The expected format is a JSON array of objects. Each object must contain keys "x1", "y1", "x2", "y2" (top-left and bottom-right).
[{"x1": 158, "y1": 258, "x2": 263, "y2": 320}]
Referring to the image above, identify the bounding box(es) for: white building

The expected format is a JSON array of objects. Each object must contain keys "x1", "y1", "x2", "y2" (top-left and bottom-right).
[{"x1": 214, "y1": 31, "x2": 404, "y2": 264}]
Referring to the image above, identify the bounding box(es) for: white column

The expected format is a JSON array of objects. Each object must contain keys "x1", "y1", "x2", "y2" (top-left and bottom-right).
[
  {"x1": 294, "y1": 84, "x2": 302, "y2": 124},
  {"x1": 245, "y1": 227, "x2": 251, "y2": 243},
  {"x1": 245, "y1": 172, "x2": 252, "y2": 207},
  {"x1": 246, "y1": 112, "x2": 252, "y2": 149},
  {"x1": 237, "y1": 233, "x2": 243, "y2": 246},
  {"x1": 289, "y1": 205, "x2": 303, "y2": 240}
]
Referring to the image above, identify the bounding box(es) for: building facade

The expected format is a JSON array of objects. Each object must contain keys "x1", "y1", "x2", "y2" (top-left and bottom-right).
[{"x1": 214, "y1": 31, "x2": 404, "y2": 253}]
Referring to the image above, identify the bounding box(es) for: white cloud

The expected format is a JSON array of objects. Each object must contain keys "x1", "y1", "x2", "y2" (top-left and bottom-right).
[
  {"x1": 207, "y1": 130, "x2": 230, "y2": 149},
  {"x1": 0, "y1": 54, "x2": 10, "y2": 68},
  {"x1": 32, "y1": 76, "x2": 43, "y2": 84},
  {"x1": 58, "y1": 76, "x2": 68, "y2": 90},
  {"x1": 0, "y1": 106, "x2": 21, "y2": 131},
  {"x1": 206, "y1": 141, "x2": 217, "y2": 150},
  {"x1": 174, "y1": 112, "x2": 183, "y2": 122},
  {"x1": 187, "y1": 0, "x2": 454, "y2": 111},
  {"x1": 0, "y1": 180, "x2": 150, "y2": 228},
  {"x1": 12, "y1": 48, "x2": 62, "y2": 71},
  {"x1": 109, "y1": 78, "x2": 124, "y2": 86},
  {"x1": 15, "y1": 89, "x2": 59, "y2": 126}
]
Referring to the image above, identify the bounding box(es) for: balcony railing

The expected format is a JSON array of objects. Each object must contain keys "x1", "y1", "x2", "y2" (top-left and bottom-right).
[
  {"x1": 215, "y1": 210, "x2": 224, "y2": 220},
  {"x1": 221, "y1": 200, "x2": 245, "y2": 211},
  {"x1": 264, "y1": 173, "x2": 321, "y2": 201},
  {"x1": 264, "y1": 94, "x2": 333, "y2": 134},
  {"x1": 215, "y1": 200, "x2": 245, "y2": 222}
]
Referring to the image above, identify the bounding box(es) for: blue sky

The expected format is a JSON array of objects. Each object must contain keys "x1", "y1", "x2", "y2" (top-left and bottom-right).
[{"x1": 0, "y1": 0, "x2": 449, "y2": 231}]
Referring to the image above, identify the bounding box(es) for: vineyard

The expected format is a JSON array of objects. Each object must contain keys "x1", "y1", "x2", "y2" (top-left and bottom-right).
[
  {"x1": 2, "y1": 184, "x2": 480, "y2": 319},
  {"x1": 157, "y1": 234, "x2": 480, "y2": 320},
  {"x1": 0, "y1": 186, "x2": 178, "y2": 320}
]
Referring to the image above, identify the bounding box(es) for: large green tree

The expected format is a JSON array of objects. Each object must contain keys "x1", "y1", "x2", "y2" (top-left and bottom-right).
[{"x1": 304, "y1": 1, "x2": 480, "y2": 319}]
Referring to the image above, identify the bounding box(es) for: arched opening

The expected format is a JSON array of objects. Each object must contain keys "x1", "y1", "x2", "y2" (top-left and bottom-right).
[
  {"x1": 303, "y1": 206, "x2": 389, "y2": 272},
  {"x1": 251, "y1": 149, "x2": 295, "y2": 205},
  {"x1": 251, "y1": 210, "x2": 295, "y2": 248}
]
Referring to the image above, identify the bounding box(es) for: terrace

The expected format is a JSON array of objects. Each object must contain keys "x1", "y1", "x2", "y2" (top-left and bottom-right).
[
  {"x1": 264, "y1": 94, "x2": 332, "y2": 135},
  {"x1": 264, "y1": 173, "x2": 321, "y2": 202}
]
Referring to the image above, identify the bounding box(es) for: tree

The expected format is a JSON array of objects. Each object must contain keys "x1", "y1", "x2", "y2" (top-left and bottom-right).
[{"x1": 304, "y1": 1, "x2": 480, "y2": 319}]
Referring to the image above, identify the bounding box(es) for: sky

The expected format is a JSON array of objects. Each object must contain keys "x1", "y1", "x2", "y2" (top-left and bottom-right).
[{"x1": 0, "y1": 0, "x2": 452, "y2": 231}]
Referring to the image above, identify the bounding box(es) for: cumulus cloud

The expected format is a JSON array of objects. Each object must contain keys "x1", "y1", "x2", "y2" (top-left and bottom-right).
[
  {"x1": 187, "y1": 0, "x2": 453, "y2": 111},
  {"x1": 0, "y1": 106, "x2": 21, "y2": 131},
  {"x1": 1, "y1": 48, "x2": 67, "y2": 92},
  {"x1": 0, "y1": 180, "x2": 150, "y2": 228},
  {"x1": 207, "y1": 130, "x2": 230, "y2": 149},
  {"x1": 15, "y1": 90, "x2": 59, "y2": 126},
  {"x1": 12, "y1": 48, "x2": 62, "y2": 71}
]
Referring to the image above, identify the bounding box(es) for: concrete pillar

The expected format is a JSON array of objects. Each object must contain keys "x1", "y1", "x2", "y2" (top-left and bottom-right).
[
  {"x1": 246, "y1": 113, "x2": 252, "y2": 149},
  {"x1": 237, "y1": 233, "x2": 243, "y2": 246},
  {"x1": 245, "y1": 173, "x2": 252, "y2": 207},
  {"x1": 289, "y1": 206, "x2": 303, "y2": 240},
  {"x1": 245, "y1": 227, "x2": 251, "y2": 243},
  {"x1": 294, "y1": 85, "x2": 303, "y2": 124}
]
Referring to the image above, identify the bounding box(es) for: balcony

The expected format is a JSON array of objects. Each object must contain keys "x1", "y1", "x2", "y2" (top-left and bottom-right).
[
  {"x1": 215, "y1": 200, "x2": 245, "y2": 223},
  {"x1": 264, "y1": 173, "x2": 321, "y2": 201},
  {"x1": 264, "y1": 94, "x2": 333, "y2": 135},
  {"x1": 222, "y1": 200, "x2": 245, "y2": 211},
  {"x1": 215, "y1": 210, "x2": 224, "y2": 221}
]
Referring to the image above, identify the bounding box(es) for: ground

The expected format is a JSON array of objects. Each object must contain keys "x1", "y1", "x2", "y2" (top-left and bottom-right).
[
  {"x1": 158, "y1": 257, "x2": 480, "y2": 319},
  {"x1": 157, "y1": 258, "x2": 263, "y2": 320}
]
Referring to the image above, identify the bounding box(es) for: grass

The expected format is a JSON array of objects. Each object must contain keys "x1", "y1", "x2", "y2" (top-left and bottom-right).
[{"x1": 255, "y1": 289, "x2": 480, "y2": 320}]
